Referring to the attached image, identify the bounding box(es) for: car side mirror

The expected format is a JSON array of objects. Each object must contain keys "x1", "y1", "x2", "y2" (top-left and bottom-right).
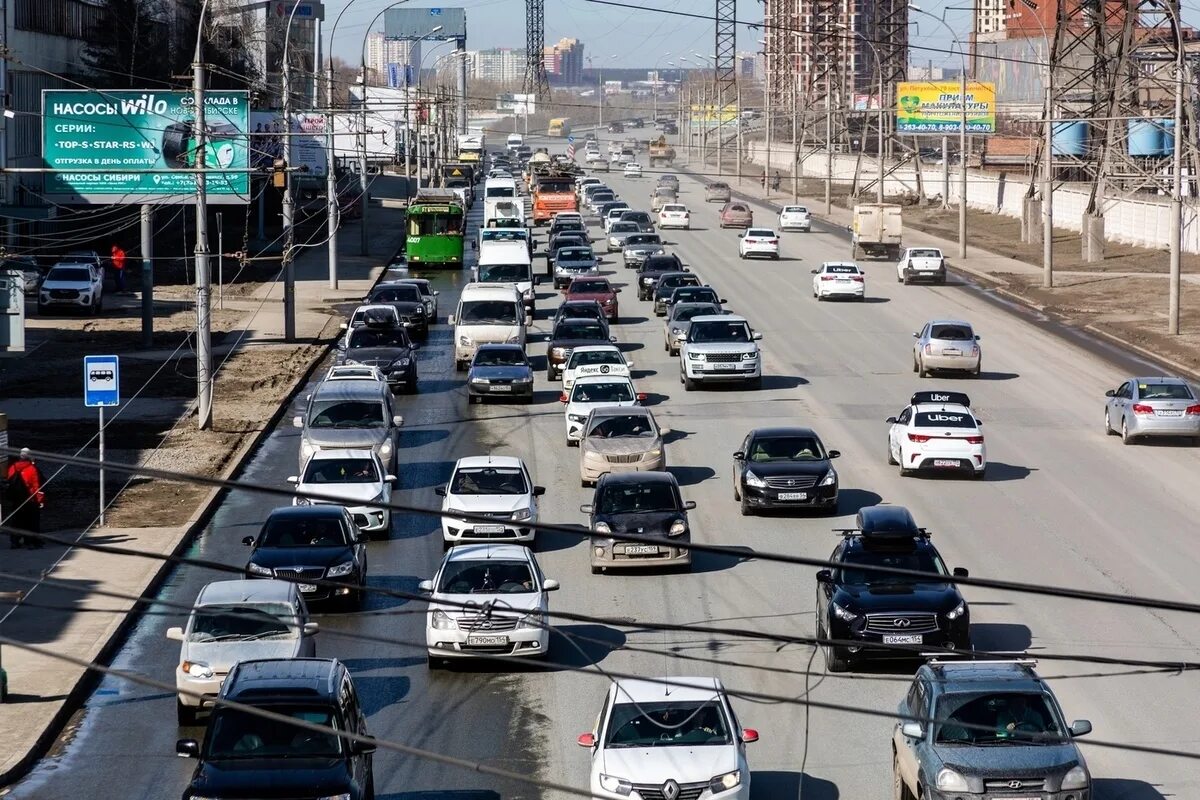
[
  {"x1": 1104, "y1": 389, "x2": 1115, "y2": 397},
  {"x1": 885, "y1": 416, "x2": 898, "y2": 424},
  {"x1": 900, "y1": 722, "x2": 924, "y2": 740},
  {"x1": 828, "y1": 450, "x2": 841, "y2": 459},
  {"x1": 636, "y1": 392, "x2": 648, "y2": 402},
  {"x1": 392, "y1": 415, "x2": 404, "y2": 427},
  {"x1": 683, "y1": 500, "x2": 697, "y2": 510},
  {"x1": 286, "y1": 475, "x2": 299, "y2": 484},
  {"x1": 293, "y1": 415, "x2": 304, "y2": 428},
  {"x1": 740, "y1": 729, "x2": 759, "y2": 744},
  {"x1": 817, "y1": 569, "x2": 835, "y2": 583},
  {"x1": 751, "y1": 332, "x2": 763, "y2": 341},
  {"x1": 448, "y1": 315, "x2": 456, "y2": 325},
  {"x1": 610, "y1": 336, "x2": 617, "y2": 342},
  {"x1": 176, "y1": 739, "x2": 200, "y2": 758},
  {"x1": 810, "y1": 269, "x2": 818, "y2": 274},
  {"x1": 950, "y1": 567, "x2": 970, "y2": 579},
  {"x1": 411, "y1": 344, "x2": 420, "y2": 351},
  {"x1": 912, "y1": 332, "x2": 919, "y2": 338},
  {"x1": 1070, "y1": 720, "x2": 1092, "y2": 737},
  {"x1": 974, "y1": 334, "x2": 981, "y2": 340},
  {"x1": 614, "y1": 288, "x2": 621, "y2": 293},
  {"x1": 544, "y1": 578, "x2": 561, "y2": 592},
  {"x1": 625, "y1": 360, "x2": 635, "y2": 368},
  {"x1": 166, "y1": 626, "x2": 185, "y2": 642},
  {"x1": 303, "y1": 621, "x2": 320, "y2": 636},
  {"x1": 339, "y1": 322, "x2": 348, "y2": 330},
  {"x1": 534, "y1": 486, "x2": 547, "y2": 496},
  {"x1": 241, "y1": 535, "x2": 255, "y2": 546},
  {"x1": 418, "y1": 579, "x2": 433, "y2": 593},
  {"x1": 577, "y1": 732, "x2": 596, "y2": 748},
  {"x1": 580, "y1": 504, "x2": 595, "y2": 514},
  {"x1": 433, "y1": 290, "x2": 440, "y2": 296},
  {"x1": 434, "y1": 486, "x2": 447, "y2": 497}
]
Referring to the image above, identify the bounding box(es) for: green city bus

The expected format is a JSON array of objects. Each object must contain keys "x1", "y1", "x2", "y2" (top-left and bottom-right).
[{"x1": 405, "y1": 199, "x2": 466, "y2": 268}]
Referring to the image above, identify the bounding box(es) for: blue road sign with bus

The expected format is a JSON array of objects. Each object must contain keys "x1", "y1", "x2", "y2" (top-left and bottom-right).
[{"x1": 84, "y1": 355, "x2": 120, "y2": 407}]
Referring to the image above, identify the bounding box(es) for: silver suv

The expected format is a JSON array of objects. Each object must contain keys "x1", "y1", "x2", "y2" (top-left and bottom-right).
[
  {"x1": 293, "y1": 377, "x2": 404, "y2": 472},
  {"x1": 893, "y1": 659, "x2": 1092, "y2": 800},
  {"x1": 679, "y1": 314, "x2": 762, "y2": 391}
]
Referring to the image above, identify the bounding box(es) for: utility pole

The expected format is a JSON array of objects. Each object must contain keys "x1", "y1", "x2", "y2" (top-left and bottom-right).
[
  {"x1": 140, "y1": 205, "x2": 153, "y2": 348},
  {"x1": 281, "y1": 46, "x2": 296, "y2": 342},
  {"x1": 959, "y1": 69, "x2": 967, "y2": 259},
  {"x1": 764, "y1": 80, "x2": 771, "y2": 194},
  {"x1": 326, "y1": 53, "x2": 339, "y2": 289},
  {"x1": 1169, "y1": 42, "x2": 1185, "y2": 334},
  {"x1": 404, "y1": 68, "x2": 412, "y2": 192},
  {"x1": 876, "y1": 67, "x2": 884, "y2": 204},
  {"x1": 1042, "y1": 82, "x2": 1053, "y2": 289},
  {"x1": 824, "y1": 101, "x2": 832, "y2": 214},
  {"x1": 193, "y1": 55, "x2": 212, "y2": 431},
  {"x1": 456, "y1": 38, "x2": 467, "y2": 134},
  {"x1": 358, "y1": 81, "x2": 369, "y2": 256},
  {"x1": 736, "y1": 79, "x2": 743, "y2": 185},
  {"x1": 942, "y1": 135, "x2": 949, "y2": 209}
]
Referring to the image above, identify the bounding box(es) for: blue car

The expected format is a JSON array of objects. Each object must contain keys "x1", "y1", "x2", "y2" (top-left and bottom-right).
[{"x1": 467, "y1": 344, "x2": 534, "y2": 404}]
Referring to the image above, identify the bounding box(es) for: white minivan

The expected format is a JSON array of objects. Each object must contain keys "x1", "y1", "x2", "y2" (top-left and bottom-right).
[
  {"x1": 450, "y1": 283, "x2": 527, "y2": 371},
  {"x1": 507, "y1": 133, "x2": 524, "y2": 152},
  {"x1": 475, "y1": 239, "x2": 536, "y2": 315},
  {"x1": 483, "y1": 177, "x2": 520, "y2": 226}
]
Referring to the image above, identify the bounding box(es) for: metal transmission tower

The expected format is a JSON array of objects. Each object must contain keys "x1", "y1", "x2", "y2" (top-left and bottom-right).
[
  {"x1": 797, "y1": 0, "x2": 851, "y2": 209},
  {"x1": 714, "y1": 0, "x2": 738, "y2": 174},
  {"x1": 523, "y1": 0, "x2": 551, "y2": 100}
]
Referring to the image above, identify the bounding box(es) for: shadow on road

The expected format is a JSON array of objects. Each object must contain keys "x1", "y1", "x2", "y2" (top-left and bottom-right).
[
  {"x1": 550, "y1": 622, "x2": 629, "y2": 668},
  {"x1": 534, "y1": 522, "x2": 588, "y2": 554},
  {"x1": 691, "y1": 544, "x2": 755, "y2": 574},
  {"x1": 668, "y1": 465, "x2": 717, "y2": 486},
  {"x1": 398, "y1": 429, "x2": 450, "y2": 449},
  {"x1": 1090, "y1": 778, "x2": 1169, "y2": 800},
  {"x1": 834, "y1": 488, "x2": 884, "y2": 516}
]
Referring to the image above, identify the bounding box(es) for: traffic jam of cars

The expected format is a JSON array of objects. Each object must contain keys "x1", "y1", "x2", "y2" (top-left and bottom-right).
[{"x1": 159, "y1": 131, "x2": 1145, "y2": 800}]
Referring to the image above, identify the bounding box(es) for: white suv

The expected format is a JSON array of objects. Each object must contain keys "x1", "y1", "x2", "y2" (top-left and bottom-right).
[
  {"x1": 38, "y1": 262, "x2": 104, "y2": 315},
  {"x1": 679, "y1": 315, "x2": 763, "y2": 390},
  {"x1": 436, "y1": 456, "x2": 545, "y2": 547}
]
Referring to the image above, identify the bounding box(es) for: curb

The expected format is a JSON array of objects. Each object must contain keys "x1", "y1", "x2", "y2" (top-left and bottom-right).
[
  {"x1": 1082, "y1": 323, "x2": 1200, "y2": 384},
  {"x1": 0, "y1": 245, "x2": 400, "y2": 788}
]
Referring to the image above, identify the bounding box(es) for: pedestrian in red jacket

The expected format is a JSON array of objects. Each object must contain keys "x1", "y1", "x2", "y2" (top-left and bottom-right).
[{"x1": 4, "y1": 448, "x2": 45, "y2": 549}]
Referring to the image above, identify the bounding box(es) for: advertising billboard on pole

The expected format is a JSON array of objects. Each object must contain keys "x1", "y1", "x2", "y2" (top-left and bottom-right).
[
  {"x1": 42, "y1": 89, "x2": 251, "y2": 204},
  {"x1": 895, "y1": 82, "x2": 996, "y2": 134}
]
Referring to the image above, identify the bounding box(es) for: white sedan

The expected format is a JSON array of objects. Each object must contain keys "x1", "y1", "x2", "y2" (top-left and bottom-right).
[
  {"x1": 436, "y1": 455, "x2": 545, "y2": 547},
  {"x1": 420, "y1": 543, "x2": 559, "y2": 667},
  {"x1": 738, "y1": 228, "x2": 780, "y2": 260},
  {"x1": 577, "y1": 676, "x2": 758, "y2": 800},
  {"x1": 885, "y1": 391, "x2": 987, "y2": 479},
  {"x1": 623, "y1": 162, "x2": 643, "y2": 177},
  {"x1": 288, "y1": 449, "x2": 395, "y2": 537},
  {"x1": 812, "y1": 261, "x2": 866, "y2": 300},
  {"x1": 658, "y1": 203, "x2": 691, "y2": 230},
  {"x1": 562, "y1": 344, "x2": 633, "y2": 391},
  {"x1": 778, "y1": 205, "x2": 812, "y2": 231},
  {"x1": 561, "y1": 374, "x2": 643, "y2": 445}
]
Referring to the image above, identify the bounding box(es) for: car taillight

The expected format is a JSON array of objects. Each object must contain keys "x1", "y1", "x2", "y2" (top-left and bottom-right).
[
  {"x1": 767, "y1": 239, "x2": 778, "y2": 245},
  {"x1": 923, "y1": 344, "x2": 932, "y2": 354},
  {"x1": 1188, "y1": 404, "x2": 1200, "y2": 415},
  {"x1": 1132, "y1": 403, "x2": 1155, "y2": 415},
  {"x1": 851, "y1": 276, "x2": 864, "y2": 282},
  {"x1": 820, "y1": 275, "x2": 836, "y2": 281},
  {"x1": 965, "y1": 435, "x2": 984, "y2": 444},
  {"x1": 908, "y1": 433, "x2": 931, "y2": 443}
]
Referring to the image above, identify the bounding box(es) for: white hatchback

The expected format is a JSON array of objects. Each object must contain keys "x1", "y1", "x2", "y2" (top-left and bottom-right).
[
  {"x1": 562, "y1": 344, "x2": 634, "y2": 391},
  {"x1": 623, "y1": 162, "x2": 643, "y2": 177},
  {"x1": 561, "y1": 374, "x2": 644, "y2": 444},
  {"x1": 658, "y1": 203, "x2": 691, "y2": 230},
  {"x1": 420, "y1": 543, "x2": 559, "y2": 666},
  {"x1": 577, "y1": 677, "x2": 758, "y2": 800},
  {"x1": 812, "y1": 261, "x2": 866, "y2": 300},
  {"x1": 437, "y1": 455, "x2": 545, "y2": 547},
  {"x1": 738, "y1": 228, "x2": 780, "y2": 260},
  {"x1": 778, "y1": 205, "x2": 812, "y2": 231},
  {"x1": 288, "y1": 449, "x2": 395, "y2": 537}
]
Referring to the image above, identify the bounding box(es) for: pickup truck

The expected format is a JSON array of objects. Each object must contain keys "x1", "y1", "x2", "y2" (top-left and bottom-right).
[{"x1": 895, "y1": 247, "x2": 947, "y2": 285}]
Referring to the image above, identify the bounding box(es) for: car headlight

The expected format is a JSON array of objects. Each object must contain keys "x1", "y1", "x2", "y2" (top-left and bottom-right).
[
  {"x1": 247, "y1": 562, "x2": 272, "y2": 576},
  {"x1": 79, "y1": 293, "x2": 90, "y2": 301},
  {"x1": 522, "y1": 288, "x2": 534, "y2": 299},
  {"x1": 327, "y1": 560, "x2": 356, "y2": 578},
  {"x1": 343, "y1": 358, "x2": 361, "y2": 366},
  {"x1": 514, "y1": 375, "x2": 533, "y2": 383},
  {"x1": 517, "y1": 609, "x2": 545, "y2": 629},
  {"x1": 645, "y1": 448, "x2": 661, "y2": 458},
  {"x1": 511, "y1": 507, "x2": 533, "y2": 521},
  {"x1": 568, "y1": 413, "x2": 588, "y2": 423},
  {"x1": 687, "y1": 351, "x2": 703, "y2": 360},
  {"x1": 459, "y1": 335, "x2": 473, "y2": 346},
  {"x1": 609, "y1": 237, "x2": 619, "y2": 245},
  {"x1": 1061, "y1": 765, "x2": 1089, "y2": 790},
  {"x1": 391, "y1": 357, "x2": 411, "y2": 367},
  {"x1": 819, "y1": 469, "x2": 837, "y2": 487},
  {"x1": 945, "y1": 600, "x2": 968, "y2": 620},
  {"x1": 552, "y1": 347, "x2": 566, "y2": 357},
  {"x1": 316, "y1": 794, "x2": 351, "y2": 800},
  {"x1": 414, "y1": 307, "x2": 425, "y2": 317},
  {"x1": 671, "y1": 327, "x2": 682, "y2": 335},
  {"x1": 709, "y1": 770, "x2": 742, "y2": 793},
  {"x1": 431, "y1": 609, "x2": 455, "y2": 630},
  {"x1": 831, "y1": 601, "x2": 858, "y2": 622},
  {"x1": 379, "y1": 439, "x2": 394, "y2": 458},
  {"x1": 744, "y1": 470, "x2": 767, "y2": 488},
  {"x1": 294, "y1": 496, "x2": 312, "y2": 506},
  {"x1": 599, "y1": 774, "x2": 632, "y2": 795},
  {"x1": 372, "y1": 490, "x2": 388, "y2": 504},
  {"x1": 668, "y1": 519, "x2": 687, "y2": 536},
  {"x1": 935, "y1": 768, "x2": 970, "y2": 793},
  {"x1": 742, "y1": 351, "x2": 758, "y2": 361},
  {"x1": 506, "y1": 334, "x2": 523, "y2": 344},
  {"x1": 471, "y1": 376, "x2": 491, "y2": 384},
  {"x1": 592, "y1": 521, "x2": 611, "y2": 534},
  {"x1": 642, "y1": 277, "x2": 653, "y2": 285},
  {"x1": 182, "y1": 660, "x2": 214, "y2": 679}
]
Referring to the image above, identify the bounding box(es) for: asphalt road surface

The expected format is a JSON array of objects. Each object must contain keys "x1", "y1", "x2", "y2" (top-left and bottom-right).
[{"x1": 9, "y1": 134, "x2": 1197, "y2": 800}]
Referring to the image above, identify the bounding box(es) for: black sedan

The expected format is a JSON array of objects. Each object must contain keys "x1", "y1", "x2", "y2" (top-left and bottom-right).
[
  {"x1": 815, "y1": 505, "x2": 970, "y2": 672},
  {"x1": 580, "y1": 471, "x2": 695, "y2": 574},
  {"x1": 243, "y1": 506, "x2": 369, "y2": 609},
  {"x1": 732, "y1": 427, "x2": 840, "y2": 515},
  {"x1": 340, "y1": 322, "x2": 418, "y2": 393},
  {"x1": 467, "y1": 344, "x2": 534, "y2": 404},
  {"x1": 552, "y1": 299, "x2": 609, "y2": 332},
  {"x1": 366, "y1": 282, "x2": 429, "y2": 338},
  {"x1": 636, "y1": 254, "x2": 686, "y2": 301},
  {"x1": 546, "y1": 317, "x2": 616, "y2": 380},
  {"x1": 652, "y1": 272, "x2": 703, "y2": 316}
]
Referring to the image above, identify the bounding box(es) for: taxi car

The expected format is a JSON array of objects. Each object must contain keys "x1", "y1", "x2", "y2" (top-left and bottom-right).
[
  {"x1": 812, "y1": 262, "x2": 866, "y2": 300},
  {"x1": 885, "y1": 391, "x2": 986, "y2": 479},
  {"x1": 561, "y1": 344, "x2": 633, "y2": 391}
]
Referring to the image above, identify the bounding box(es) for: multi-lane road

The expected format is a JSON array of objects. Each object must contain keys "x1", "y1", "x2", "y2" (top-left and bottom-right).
[{"x1": 10, "y1": 135, "x2": 1198, "y2": 800}]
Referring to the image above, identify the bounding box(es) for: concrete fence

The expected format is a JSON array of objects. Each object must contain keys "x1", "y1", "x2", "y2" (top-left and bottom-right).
[{"x1": 742, "y1": 140, "x2": 1200, "y2": 254}]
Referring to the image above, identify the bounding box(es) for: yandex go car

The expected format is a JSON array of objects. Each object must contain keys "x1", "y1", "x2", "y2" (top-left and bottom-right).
[
  {"x1": 886, "y1": 391, "x2": 986, "y2": 479},
  {"x1": 577, "y1": 677, "x2": 758, "y2": 800}
]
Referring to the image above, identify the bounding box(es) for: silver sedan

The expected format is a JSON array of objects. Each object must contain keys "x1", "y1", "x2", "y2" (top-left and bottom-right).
[
  {"x1": 913, "y1": 319, "x2": 981, "y2": 378},
  {"x1": 1105, "y1": 376, "x2": 1200, "y2": 444}
]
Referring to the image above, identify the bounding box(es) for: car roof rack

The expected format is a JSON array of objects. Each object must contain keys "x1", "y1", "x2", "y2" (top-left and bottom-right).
[
  {"x1": 911, "y1": 390, "x2": 971, "y2": 408},
  {"x1": 924, "y1": 654, "x2": 1038, "y2": 667}
]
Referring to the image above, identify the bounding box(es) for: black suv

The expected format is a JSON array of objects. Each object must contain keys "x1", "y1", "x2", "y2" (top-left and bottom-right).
[
  {"x1": 636, "y1": 254, "x2": 686, "y2": 301},
  {"x1": 580, "y1": 471, "x2": 696, "y2": 574},
  {"x1": 244, "y1": 506, "x2": 369, "y2": 609},
  {"x1": 365, "y1": 282, "x2": 428, "y2": 338},
  {"x1": 340, "y1": 320, "x2": 419, "y2": 394},
  {"x1": 177, "y1": 658, "x2": 376, "y2": 800},
  {"x1": 652, "y1": 271, "x2": 702, "y2": 316},
  {"x1": 733, "y1": 426, "x2": 840, "y2": 515},
  {"x1": 546, "y1": 317, "x2": 616, "y2": 380},
  {"x1": 815, "y1": 505, "x2": 970, "y2": 672}
]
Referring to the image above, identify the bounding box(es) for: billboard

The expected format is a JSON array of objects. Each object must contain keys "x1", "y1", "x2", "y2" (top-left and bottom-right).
[
  {"x1": 690, "y1": 105, "x2": 739, "y2": 123},
  {"x1": 383, "y1": 6, "x2": 466, "y2": 39},
  {"x1": 42, "y1": 90, "x2": 250, "y2": 204},
  {"x1": 250, "y1": 112, "x2": 327, "y2": 181},
  {"x1": 896, "y1": 82, "x2": 996, "y2": 134}
]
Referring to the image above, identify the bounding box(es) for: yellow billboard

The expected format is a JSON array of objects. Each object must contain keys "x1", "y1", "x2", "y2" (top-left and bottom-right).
[
  {"x1": 690, "y1": 105, "x2": 739, "y2": 123},
  {"x1": 896, "y1": 82, "x2": 996, "y2": 134}
]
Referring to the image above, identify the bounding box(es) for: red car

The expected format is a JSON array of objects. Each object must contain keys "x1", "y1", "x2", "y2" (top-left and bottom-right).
[
  {"x1": 718, "y1": 201, "x2": 754, "y2": 229},
  {"x1": 565, "y1": 276, "x2": 620, "y2": 321}
]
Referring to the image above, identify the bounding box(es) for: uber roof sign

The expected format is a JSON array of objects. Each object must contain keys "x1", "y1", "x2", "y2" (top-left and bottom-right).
[{"x1": 911, "y1": 390, "x2": 971, "y2": 407}]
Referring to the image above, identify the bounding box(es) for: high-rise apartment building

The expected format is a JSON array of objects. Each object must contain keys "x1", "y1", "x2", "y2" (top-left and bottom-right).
[
  {"x1": 543, "y1": 37, "x2": 585, "y2": 84},
  {"x1": 976, "y1": 0, "x2": 1007, "y2": 37},
  {"x1": 469, "y1": 48, "x2": 527, "y2": 84},
  {"x1": 365, "y1": 32, "x2": 421, "y2": 86}
]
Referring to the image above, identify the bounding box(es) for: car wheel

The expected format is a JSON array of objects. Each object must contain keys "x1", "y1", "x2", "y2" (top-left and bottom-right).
[
  {"x1": 887, "y1": 440, "x2": 898, "y2": 465},
  {"x1": 970, "y1": 364, "x2": 982, "y2": 379},
  {"x1": 1104, "y1": 410, "x2": 1114, "y2": 435},
  {"x1": 912, "y1": 356, "x2": 918, "y2": 373},
  {"x1": 971, "y1": 466, "x2": 987, "y2": 480},
  {"x1": 547, "y1": 367, "x2": 556, "y2": 381},
  {"x1": 366, "y1": 774, "x2": 376, "y2": 800},
  {"x1": 1121, "y1": 418, "x2": 1134, "y2": 445},
  {"x1": 405, "y1": 380, "x2": 418, "y2": 394},
  {"x1": 176, "y1": 700, "x2": 198, "y2": 727},
  {"x1": 902, "y1": 274, "x2": 911, "y2": 286},
  {"x1": 683, "y1": 375, "x2": 695, "y2": 391},
  {"x1": 893, "y1": 753, "x2": 913, "y2": 800},
  {"x1": 567, "y1": 438, "x2": 579, "y2": 448},
  {"x1": 816, "y1": 291, "x2": 824, "y2": 301},
  {"x1": 918, "y1": 358, "x2": 929, "y2": 379},
  {"x1": 824, "y1": 643, "x2": 850, "y2": 673},
  {"x1": 739, "y1": 494, "x2": 753, "y2": 516},
  {"x1": 455, "y1": 360, "x2": 466, "y2": 372}
]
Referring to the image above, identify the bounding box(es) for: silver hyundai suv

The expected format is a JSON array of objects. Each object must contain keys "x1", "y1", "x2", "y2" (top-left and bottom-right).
[{"x1": 679, "y1": 314, "x2": 762, "y2": 391}]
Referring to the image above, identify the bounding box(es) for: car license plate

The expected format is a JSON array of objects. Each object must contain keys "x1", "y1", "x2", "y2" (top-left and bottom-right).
[
  {"x1": 933, "y1": 459, "x2": 961, "y2": 468},
  {"x1": 624, "y1": 545, "x2": 659, "y2": 555},
  {"x1": 1158, "y1": 410, "x2": 1183, "y2": 416},
  {"x1": 882, "y1": 634, "x2": 923, "y2": 645},
  {"x1": 298, "y1": 583, "x2": 317, "y2": 593},
  {"x1": 942, "y1": 348, "x2": 961, "y2": 355},
  {"x1": 489, "y1": 385, "x2": 513, "y2": 392},
  {"x1": 467, "y1": 635, "x2": 508, "y2": 646},
  {"x1": 777, "y1": 492, "x2": 808, "y2": 501},
  {"x1": 713, "y1": 362, "x2": 738, "y2": 370},
  {"x1": 473, "y1": 525, "x2": 506, "y2": 534}
]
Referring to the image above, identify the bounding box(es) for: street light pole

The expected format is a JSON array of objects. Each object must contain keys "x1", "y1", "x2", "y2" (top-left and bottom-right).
[
  {"x1": 192, "y1": 0, "x2": 214, "y2": 431},
  {"x1": 1167, "y1": 2, "x2": 1185, "y2": 334}
]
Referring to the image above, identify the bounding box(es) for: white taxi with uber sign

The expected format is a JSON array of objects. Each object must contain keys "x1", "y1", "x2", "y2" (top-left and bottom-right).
[
  {"x1": 885, "y1": 391, "x2": 987, "y2": 479},
  {"x1": 561, "y1": 345, "x2": 634, "y2": 391}
]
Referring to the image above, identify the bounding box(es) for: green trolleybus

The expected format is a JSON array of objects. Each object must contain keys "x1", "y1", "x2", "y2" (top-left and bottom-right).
[{"x1": 405, "y1": 193, "x2": 465, "y2": 268}]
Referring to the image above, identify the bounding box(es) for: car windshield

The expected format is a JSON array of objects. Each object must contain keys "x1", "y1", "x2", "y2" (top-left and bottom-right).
[
  {"x1": 302, "y1": 458, "x2": 378, "y2": 483},
  {"x1": 605, "y1": 701, "x2": 731, "y2": 747},
  {"x1": 474, "y1": 348, "x2": 527, "y2": 367},
  {"x1": 307, "y1": 400, "x2": 386, "y2": 429},
  {"x1": 658, "y1": 277, "x2": 699, "y2": 294},
  {"x1": 626, "y1": 235, "x2": 661, "y2": 246},
  {"x1": 911, "y1": 249, "x2": 942, "y2": 258},
  {"x1": 914, "y1": 411, "x2": 977, "y2": 428},
  {"x1": 747, "y1": 435, "x2": 826, "y2": 462},
  {"x1": 934, "y1": 692, "x2": 1060, "y2": 745},
  {"x1": 207, "y1": 706, "x2": 342, "y2": 759},
  {"x1": 558, "y1": 248, "x2": 594, "y2": 262},
  {"x1": 478, "y1": 264, "x2": 531, "y2": 283},
  {"x1": 644, "y1": 258, "x2": 681, "y2": 272},
  {"x1": 47, "y1": 267, "x2": 91, "y2": 282},
  {"x1": 258, "y1": 516, "x2": 349, "y2": 547},
  {"x1": 1138, "y1": 382, "x2": 1194, "y2": 400},
  {"x1": 450, "y1": 467, "x2": 528, "y2": 495},
  {"x1": 188, "y1": 603, "x2": 298, "y2": 642},
  {"x1": 930, "y1": 325, "x2": 974, "y2": 340},
  {"x1": 348, "y1": 328, "x2": 409, "y2": 349},
  {"x1": 592, "y1": 193, "x2": 615, "y2": 202},
  {"x1": 437, "y1": 559, "x2": 536, "y2": 594},
  {"x1": 675, "y1": 304, "x2": 720, "y2": 322},
  {"x1": 838, "y1": 547, "x2": 947, "y2": 585},
  {"x1": 675, "y1": 288, "x2": 717, "y2": 303},
  {"x1": 610, "y1": 223, "x2": 639, "y2": 233},
  {"x1": 486, "y1": 186, "x2": 515, "y2": 197},
  {"x1": 568, "y1": 350, "x2": 621, "y2": 369},
  {"x1": 558, "y1": 305, "x2": 602, "y2": 322},
  {"x1": 571, "y1": 281, "x2": 610, "y2": 294},
  {"x1": 690, "y1": 321, "x2": 750, "y2": 343},
  {"x1": 557, "y1": 322, "x2": 607, "y2": 340},
  {"x1": 370, "y1": 285, "x2": 421, "y2": 303},
  {"x1": 587, "y1": 415, "x2": 656, "y2": 439},
  {"x1": 623, "y1": 213, "x2": 650, "y2": 224},
  {"x1": 571, "y1": 381, "x2": 634, "y2": 403},
  {"x1": 597, "y1": 482, "x2": 677, "y2": 514},
  {"x1": 460, "y1": 300, "x2": 520, "y2": 324},
  {"x1": 481, "y1": 230, "x2": 526, "y2": 243}
]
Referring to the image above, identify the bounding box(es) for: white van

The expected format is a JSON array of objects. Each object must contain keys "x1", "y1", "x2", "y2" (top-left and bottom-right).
[
  {"x1": 450, "y1": 283, "x2": 526, "y2": 371},
  {"x1": 507, "y1": 133, "x2": 524, "y2": 152},
  {"x1": 483, "y1": 177, "x2": 520, "y2": 225},
  {"x1": 475, "y1": 239, "x2": 536, "y2": 315}
]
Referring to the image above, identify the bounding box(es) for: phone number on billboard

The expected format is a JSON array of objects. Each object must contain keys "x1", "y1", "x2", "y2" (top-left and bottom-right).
[{"x1": 899, "y1": 122, "x2": 995, "y2": 133}]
